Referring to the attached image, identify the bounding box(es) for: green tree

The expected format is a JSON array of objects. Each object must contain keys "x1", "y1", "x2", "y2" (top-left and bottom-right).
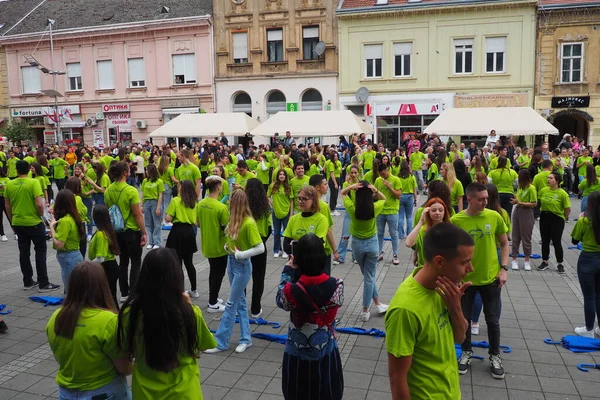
[{"x1": 1, "y1": 119, "x2": 34, "y2": 145}]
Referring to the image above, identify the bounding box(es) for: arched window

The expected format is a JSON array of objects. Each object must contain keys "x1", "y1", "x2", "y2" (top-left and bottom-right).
[
  {"x1": 266, "y1": 90, "x2": 286, "y2": 115},
  {"x1": 232, "y1": 91, "x2": 252, "y2": 116},
  {"x1": 301, "y1": 89, "x2": 322, "y2": 111}
]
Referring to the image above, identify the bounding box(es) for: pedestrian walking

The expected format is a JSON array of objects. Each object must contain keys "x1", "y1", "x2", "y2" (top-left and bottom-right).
[
  {"x1": 510, "y1": 169, "x2": 537, "y2": 271},
  {"x1": 141, "y1": 164, "x2": 164, "y2": 249},
  {"x1": 268, "y1": 169, "x2": 293, "y2": 258},
  {"x1": 88, "y1": 205, "x2": 120, "y2": 307}
]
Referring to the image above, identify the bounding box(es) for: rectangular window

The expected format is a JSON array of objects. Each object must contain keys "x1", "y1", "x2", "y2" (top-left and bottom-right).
[
  {"x1": 232, "y1": 32, "x2": 248, "y2": 64},
  {"x1": 485, "y1": 37, "x2": 506, "y2": 73},
  {"x1": 454, "y1": 38, "x2": 473, "y2": 74},
  {"x1": 21, "y1": 66, "x2": 41, "y2": 94},
  {"x1": 365, "y1": 44, "x2": 383, "y2": 78},
  {"x1": 302, "y1": 26, "x2": 320, "y2": 60},
  {"x1": 267, "y1": 28, "x2": 284, "y2": 62},
  {"x1": 561, "y1": 43, "x2": 583, "y2": 83},
  {"x1": 393, "y1": 42, "x2": 412, "y2": 77},
  {"x1": 67, "y1": 62, "x2": 82, "y2": 91},
  {"x1": 97, "y1": 60, "x2": 114, "y2": 90},
  {"x1": 128, "y1": 58, "x2": 145, "y2": 87},
  {"x1": 172, "y1": 54, "x2": 197, "y2": 84}
]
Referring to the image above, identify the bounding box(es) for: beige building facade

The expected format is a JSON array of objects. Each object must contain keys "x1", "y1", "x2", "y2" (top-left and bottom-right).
[{"x1": 0, "y1": 47, "x2": 8, "y2": 130}]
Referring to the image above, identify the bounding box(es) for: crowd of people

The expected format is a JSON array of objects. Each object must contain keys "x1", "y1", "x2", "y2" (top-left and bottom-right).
[{"x1": 0, "y1": 129, "x2": 598, "y2": 399}]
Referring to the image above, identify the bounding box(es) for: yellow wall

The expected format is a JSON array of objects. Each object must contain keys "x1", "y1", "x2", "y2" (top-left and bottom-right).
[
  {"x1": 0, "y1": 46, "x2": 9, "y2": 127},
  {"x1": 338, "y1": 1, "x2": 536, "y2": 100}
]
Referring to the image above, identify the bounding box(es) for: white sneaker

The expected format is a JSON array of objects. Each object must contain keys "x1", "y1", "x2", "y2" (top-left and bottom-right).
[
  {"x1": 332, "y1": 260, "x2": 340, "y2": 265},
  {"x1": 146, "y1": 244, "x2": 152, "y2": 249},
  {"x1": 152, "y1": 245, "x2": 160, "y2": 249},
  {"x1": 251, "y1": 309, "x2": 263, "y2": 319},
  {"x1": 375, "y1": 303, "x2": 389, "y2": 314},
  {"x1": 119, "y1": 296, "x2": 127, "y2": 304},
  {"x1": 360, "y1": 311, "x2": 370, "y2": 322},
  {"x1": 574, "y1": 326, "x2": 594, "y2": 338},
  {"x1": 471, "y1": 322, "x2": 480, "y2": 335},
  {"x1": 524, "y1": 261, "x2": 532, "y2": 271},
  {"x1": 207, "y1": 303, "x2": 226, "y2": 313},
  {"x1": 235, "y1": 343, "x2": 252, "y2": 353},
  {"x1": 511, "y1": 260, "x2": 519, "y2": 270},
  {"x1": 86, "y1": 234, "x2": 92, "y2": 243},
  {"x1": 188, "y1": 290, "x2": 199, "y2": 298},
  {"x1": 14, "y1": 234, "x2": 18, "y2": 241},
  {"x1": 273, "y1": 252, "x2": 280, "y2": 258},
  {"x1": 164, "y1": 222, "x2": 173, "y2": 227},
  {"x1": 204, "y1": 347, "x2": 226, "y2": 354},
  {"x1": 1, "y1": 235, "x2": 7, "y2": 242},
  {"x1": 595, "y1": 327, "x2": 600, "y2": 337},
  {"x1": 281, "y1": 251, "x2": 288, "y2": 258}
]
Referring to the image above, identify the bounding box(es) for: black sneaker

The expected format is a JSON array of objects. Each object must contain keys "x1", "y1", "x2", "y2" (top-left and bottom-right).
[
  {"x1": 0, "y1": 320, "x2": 7, "y2": 333},
  {"x1": 557, "y1": 264, "x2": 565, "y2": 274},
  {"x1": 537, "y1": 262, "x2": 549, "y2": 271},
  {"x1": 23, "y1": 281, "x2": 39, "y2": 290},
  {"x1": 490, "y1": 354, "x2": 505, "y2": 379},
  {"x1": 458, "y1": 350, "x2": 472, "y2": 375},
  {"x1": 38, "y1": 283, "x2": 61, "y2": 293}
]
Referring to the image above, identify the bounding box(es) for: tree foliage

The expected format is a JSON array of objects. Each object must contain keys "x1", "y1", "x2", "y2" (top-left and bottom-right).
[{"x1": 1, "y1": 119, "x2": 34, "y2": 145}]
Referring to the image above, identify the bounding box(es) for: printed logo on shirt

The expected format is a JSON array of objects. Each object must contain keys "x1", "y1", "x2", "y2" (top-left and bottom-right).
[
  {"x1": 438, "y1": 308, "x2": 449, "y2": 330},
  {"x1": 309, "y1": 225, "x2": 315, "y2": 231},
  {"x1": 484, "y1": 224, "x2": 491, "y2": 235}
]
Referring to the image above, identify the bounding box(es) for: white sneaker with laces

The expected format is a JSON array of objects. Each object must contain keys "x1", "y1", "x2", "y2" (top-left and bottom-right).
[
  {"x1": 14, "y1": 234, "x2": 18, "y2": 241},
  {"x1": 332, "y1": 260, "x2": 340, "y2": 265},
  {"x1": 1, "y1": 235, "x2": 7, "y2": 242},
  {"x1": 207, "y1": 303, "x2": 226, "y2": 313},
  {"x1": 360, "y1": 311, "x2": 370, "y2": 322},
  {"x1": 86, "y1": 234, "x2": 92, "y2": 243},
  {"x1": 511, "y1": 260, "x2": 519, "y2": 270},
  {"x1": 524, "y1": 261, "x2": 532, "y2": 271},
  {"x1": 574, "y1": 326, "x2": 594, "y2": 338},
  {"x1": 281, "y1": 251, "x2": 288, "y2": 258},
  {"x1": 146, "y1": 244, "x2": 152, "y2": 249},
  {"x1": 204, "y1": 347, "x2": 225, "y2": 354},
  {"x1": 188, "y1": 290, "x2": 199, "y2": 298},
  {"x1": 375, "y1": 303, "x2": 389, "y2": 314},
  {"x1": 471, "y1": 322, "x2": 480, "y2": 335},
  {"x1": 251, "y1": 309, "x2": 263, "y2": 319},
  {"x1": 152, "y1": 245, "x2": 160, "y2": 249},
  {"x1": 235, "y1": 343, "x2": 252, "y2": 353},
  {"x1": 273, "y1": 252, "x2": 280, "y2": 258}
]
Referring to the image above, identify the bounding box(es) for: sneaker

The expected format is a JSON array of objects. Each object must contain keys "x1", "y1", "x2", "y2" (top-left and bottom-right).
[
  {"x1": 281, "y1": 251, "x2": 288, "y2": 258},
  {"x1": 273, "y1": 252, "x2": 280, "y2": 258},
  {"x1": 251, "y1": 309, "x2": 263, "y2": 319},
  {"x1": 188, "y1": 290, "x2": 199, "y2": 298},
  {"x1": 524, "y1": 261, "x2": 532, "y2": 271},
  {"x1": 392, "y1": 256, "x2": 400, "y2": 265},
  {"x1": 471, "y1": 322, "x2": 480, "y2": 335},
  {"x1": 0, "y1": 320, "x2": 8, "y2": 333},
  {"x1": 14, "y1": 234, "x2": 18, "y2": 241},
  {"x1": 360, "y1": 311, "x2": 370, "y2": 322},
  {"x1": 204, "y1": 347, "x2": 226, "y2": 354},
  {"x1": 595, "y1": 327, "x2": 600, "y2": 337},
  {"x1": 489, "y1": 354, "x2": 505, "y2": 379},
  {"x1": 38, "y1": 283, "x2": 60, "y2": 293},
  {"x1": 557, "y1": 264, "x2": 565, "y2": 274},
  {"x1": 152, "y1": 245, "x2": 160, "y2": 249},
  {"x1": 377, "y1": 253, "x2": 384, "y2": 262},
  {"x1": 511, "y1": 260, "x2": 519, "y2": 270},
  {"x1": 24, "y1": 281, "x2": 39, "y2": 290},
  {"x1": 332, "y1": 260, "x2": 340, "y2": 265},
  {"x1": 207, "y1": 303, "x2": 226, "y2": 313},
  {"x1": 119, "y1": 296, "x2": 128, "y2": 304},
  {"x1": 235, "y1": 343, "x2": 252, "y2": 353},
  {"x1": 537, "y1": 262, "x2": 549, "y2": 271},
  {"x1": 86, "y1": 234, "x2": 92, "y2": 243},
  {"x1": 375, "y1": 303, "x2": 389, "y2": 314},
  {"x1": 458, "y1": 350, "x2": 472, "y2": 375},
  {"x1": 574, "y1": 326, "x2": 594, "y2": 338},
  {"x1": 1, "y1": 235, "x2": 7, "y2": 242},
  {"x1": 146, "y1": 244, "x2": 152, "y2": 250}
]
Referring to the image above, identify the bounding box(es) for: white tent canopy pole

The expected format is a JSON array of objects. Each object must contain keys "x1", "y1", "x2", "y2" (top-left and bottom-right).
[{"x1": 149, "y1": 113, "x2": 260, "y2": 138}]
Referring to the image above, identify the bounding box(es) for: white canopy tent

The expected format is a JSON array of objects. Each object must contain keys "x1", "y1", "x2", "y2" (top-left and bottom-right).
[
  {"x1": 250, "y1": 110, "x2": 373, "y2": 137},
  {"x1": 148, "y1": 113, "x2": 260, "y2": 138},
  {"x1": 423, "y1": 107, "x2": 559, "y2": 136}
]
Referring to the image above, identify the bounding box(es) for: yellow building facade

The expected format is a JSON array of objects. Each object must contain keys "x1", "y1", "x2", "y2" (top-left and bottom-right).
[
  {"x1": 535, "y1": 1, "x2": 600, "y2": 148},
  {"x1": 337, "y1": 0, "x2": 537, "y2": 148}
]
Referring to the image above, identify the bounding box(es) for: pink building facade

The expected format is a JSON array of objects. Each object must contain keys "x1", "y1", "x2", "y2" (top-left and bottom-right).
[{"x1": 2, "y1": 16, "x2": 214, "y2": 147}]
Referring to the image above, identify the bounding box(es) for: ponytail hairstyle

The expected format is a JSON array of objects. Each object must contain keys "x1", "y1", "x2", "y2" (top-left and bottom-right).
[
  {"x1": 108, "y1": 162, "x2": 128, "y2": 182},
  {"x1": 354, "y1": 181, "x2": 375, "y2": 221}
]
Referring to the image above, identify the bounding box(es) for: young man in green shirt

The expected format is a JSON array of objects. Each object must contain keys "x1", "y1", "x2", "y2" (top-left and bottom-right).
[
  {"x1": 451, "y1": 182, "x2": 509, "y2": 379},
  {"x1": 309, "y1": 174, "x2": 340, "y2": 274},
  {"x1": 386, "y1": 223, "x2": 474, "y2": 400},
  {"x1": 232, "y1": 160, "x2": 256, "y2": 190},
  {"x1": 409, "y1": 149, "x2": 426, "y2": 192},
  {"x1": 290, "y1": 163, "x2": 309, "y2": 213}
]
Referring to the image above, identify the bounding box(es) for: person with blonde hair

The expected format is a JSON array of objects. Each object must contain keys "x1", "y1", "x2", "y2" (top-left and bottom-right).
[{"x1": 441, "y1": 162, "x2": 464, "y2": 213}]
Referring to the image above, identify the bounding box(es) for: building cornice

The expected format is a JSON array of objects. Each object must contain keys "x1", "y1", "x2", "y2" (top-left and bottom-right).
[{"x1": 538, "y1": 2, "x2": 600, "y2": 11}]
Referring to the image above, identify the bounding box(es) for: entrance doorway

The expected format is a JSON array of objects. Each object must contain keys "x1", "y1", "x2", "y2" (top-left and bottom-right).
[{"x1": 548, "y1": 110, "x2": 592, "y2": 149}]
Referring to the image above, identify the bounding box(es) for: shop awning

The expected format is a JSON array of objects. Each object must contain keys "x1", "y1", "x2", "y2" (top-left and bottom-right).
[
  {"x1": 52, "y1": 121, "x2": 86, "y2": 128},
  {"x1": 149, "y1": 113, "x2": 260, "y2": 138},
  {"x1": 424, "y1": 107, "x2": 558, "y2": 136},
  {"x1": 250, "y1": 110, "x2": 373, "y2": 137},
  {"x1": 162, "y1": 107, "x2": 200, "y2": 115}
]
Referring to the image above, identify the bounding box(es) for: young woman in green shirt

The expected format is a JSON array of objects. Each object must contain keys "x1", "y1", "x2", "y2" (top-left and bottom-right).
[
  {"x1": 65, "y1": 176, "x2": 90, "y2": 259},
  {"x1": 405, "y1": 197, "x2": 450, "y2": 267},
  {"x1": 268, "y1": 169, "x2": 293, "y2": 258},
  {"x1": 510, "y1": 169, "x2": 537, "y2": 271},
  {"x1": 469, "y1": 155, "x2": 486, "y2": 179},
  {"x1": 487, "y1": 156, "x2": 518, "y2": 216},
  {"x1": 89, "y1": 205, "x2": 120, "y2": 306},
  {"x1": 441, "y1": 162, "x2": 464, "y2": 213},
  {"x1": 141, "y1": 164, "x2": 164, "y2": 249},
  {"x1": 578, "y1": 164, "x2": 600, "y2": 213}
]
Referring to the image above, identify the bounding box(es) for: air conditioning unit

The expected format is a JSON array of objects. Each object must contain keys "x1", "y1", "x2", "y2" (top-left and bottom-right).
[
  {"x1": 85, "y1": 116, "x2": 97, "y2": 127},
  {"x1": 136, "y1": 120, "x2": 147, "y2": 129}
]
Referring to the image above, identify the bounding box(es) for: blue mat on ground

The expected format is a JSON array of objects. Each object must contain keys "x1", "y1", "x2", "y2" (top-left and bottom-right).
[
  {"x1": 455, "y1": 344, "x2": 485, "y2": 360},
  {"x1": 0, "y1": 304, "x2": 11, "y2": 315},
  {"x1": 335, "y1": 327, "x2": 386, "y2": 338},
  {"x1": 252, "y1": 333, "x2": 288, "y2": 345},
  {"x1": 472, "y1": 340, "x2": 512, "y2": 353},
  {"x1": 516, "y1": 253, "x2": 542, "y2": 259},
  {"x1": 234, "y1": 317, "x2": 281, "y2": 329},
  {"x1": 544, "y1": 336, "x2": 600, "y2": 353},
  {"x1": 29, "y1": 296, "x2": 64, "y2": 306},
  {"x1": 568, "y1": 243, "x2": 583, "y2": 251}
]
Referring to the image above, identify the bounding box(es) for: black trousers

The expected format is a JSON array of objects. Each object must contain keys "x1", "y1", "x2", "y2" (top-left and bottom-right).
[
  {"x1": 540, "y1": 211, "x2": 565, "y2": 263},
  {"x1": 117, "y1": 229, "x2": 143, "y2": 297},
  {"x1": 329, "y1": 177, "x2": 340, "y2": 212},
  {"x1": 0, "y1": 196, "x2": 12, "y2": 236},
  {"x1": 14, "y1": 223, "x2": 49, "y2": 287},
  {"x1": 179, "y1": 253, "x2": 197, "y2": 291},
  {"x1": 201, "y1": 171, "x2": 208, "y2": 199},
  {"x1": 461, "y1": 281, "x2": 502, "y2": 355},
  {"x1": 499, "y1": 193, "x2": 514, "y2": 217},
  {"x1": 102, "y1": 259, "x2": 119, "y2": 307},
  {"x1": 55, "y1": 178, "x2": 66, "y2": 191},
  {"x1": 208, "y1": 255, "x2": 228, "y2": 305},
  {"x1": 250, "y1": 236, "x2": 268, "y2": 315}
]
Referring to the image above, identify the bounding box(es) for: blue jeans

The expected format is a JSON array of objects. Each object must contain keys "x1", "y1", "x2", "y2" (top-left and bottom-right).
[
  {"x1": 162, "y1": 184, "x2": 173, "y2": 223},
  {"x1": 376, "y1": 213, "x2": 399, "y2": 256},
  {"x1": 352, "y1": 235, "x2": 379, "y2": 309},
  {"x1": 581, "y1": 196, "x2": 588, "y2": 214},
  {"x1": 337, "y1": 212, "x2": 351, "y2": 263},
  {"x1": 398, "y1": 194, "x2": 414, "y2": 239},
  {"x1": 272, "y1": 211, "x2": 289, "y2": 254},
  {"x1": 92, "y1": 193, "x2": 105, "y2": 206},
  {"x1": 577, "y1": 251, "x2": 600, "y2": 330},
  {"x1": 143, "y1": 199, "x2": 162, "y2": 247},
  {"x1": 58, "y1": 376, "x2": 130, "y2": 400},
  {"x1": 214, "y1": 255, "x2": 252, "y2": 349},
  {"x1": 57, "y1": 250, "x2": 84, "y2": 293},
  {"x1": 412, "y1": 170, "x2": 424, "y2": 190},
  {"x1": 82, "y1": 197, "x2": 93, "y2": 235}
]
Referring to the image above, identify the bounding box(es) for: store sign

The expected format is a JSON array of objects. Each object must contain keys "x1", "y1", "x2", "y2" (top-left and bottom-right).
[
  {"x1": 160, "y1": 99, "x2": 200, "y2": 108},
  {"x1": 12, "y1": 105, "x2": 80, "y2": 118},
  {"x1": 371, "y1": 102, "x2": 441, "y2": 117},
  {"x1": 551, "y1": 96, "x2": 590, "y2": 108},
  {"x1": 454, "y1": 94, "x2": 528, "y2": 108},
  {"x1": 102, "y1": 103, "x2": 130, "y2": 113},
  {"x1": 106, "y1": 113, "x2": 131, "y2": 128},
  {"x1": 92, "y1": 129, "x2": 105, "y2": 149},
  {"x1": 44, "y1": 130, "x2": 56, "y2": 144}
]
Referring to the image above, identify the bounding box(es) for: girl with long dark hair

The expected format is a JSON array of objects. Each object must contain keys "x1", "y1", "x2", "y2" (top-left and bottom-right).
[
  {"x1": 245, "y1": 178, "x2": 272, "y2": 318},
  {"x1": 453, "y1": 158, "x2": 472, "y2": 211},
  {"x1": 363, "y1": 158, "x2": 380, "y2": 185},
  {"x1": 85, "y1": 162, "x2": 109, "y2": 206},
  {"x1": 336, "y1": 165, "x2": 360, "y2": 264},
  {"x1": 199, "y1": 151, "x2": 210, "y2": 198},
  {"x1": 117, "y1": 248, "x2": 216, "y2": 398},
  {"x1": 325, "y1": 151, "x2": 342, "y2": 215},
  {"x1": 47, "y1": 262, "x2": 132, "y2": 399},
  {"x1": 578, "y1": 164, "x2": 600, "y2": 213},
  {"x1": 141, "y1": 164, "x2": 164, "y2": 249},
  {"x1": 49, "y1": 189, "x2": 86, "y2": 293},
  {"x1": 65, "y1": 176, "x2": 89, "y2": 258},
  {"x1": 89, "y1": 205, "x2": 121, "y2": 307},
  {"x1": 268, "y1": 169, "x2": 293, "y2": 258},
  {"x1": 510, "y1": 169, "x2": 537, "y2": 271},
  {"x1": 158, "y1": 154, "x2": 178, "y2": 224},
  {"x1": 75, "y1": 163, "x2": 95, "y2": 240}
]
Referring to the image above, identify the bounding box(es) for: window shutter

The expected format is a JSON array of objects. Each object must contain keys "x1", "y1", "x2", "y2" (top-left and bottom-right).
[
  {"x1": 394, "y1": 42, "x2": 412, "y2": 55},
  {"x1": 303, "y1": 27, "x2": 319, "y2": 39},
  {"x1": 486, "y1": 37, "x2": 506, "y2": 53},
  {"x1": 267, "y1": 29, "x2": 283, "y2": 41},
  {"x1": 454, "y1": 38, "x2": 474, "y2": 47},
  {"x1": 67, "y1": 62, "x2": 81, "y2": 77},
  {"x1": 173, "y1": 54, "x2": 185, "y2": 76},
  {"x1": 128, "y1": 58, "x2": 145, "y2": 82},
  {"x1": 364, "y1": 44, "x2": 383, "y2": 59},
  {"x1": 22, "y1": 66, "x2": 41, "y2": 93},
  {"x1": 233, "y1": 32, "x2": 248, "y2": 59},
  {"x1": 184, "y1": 54, "x2": 196, "y2": 82},
  {"x1": 97, "y1": 60, "x2": 113, "y2": 89}
]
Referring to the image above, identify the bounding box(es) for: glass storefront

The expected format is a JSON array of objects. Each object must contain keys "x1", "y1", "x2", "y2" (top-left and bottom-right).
[{"x1": 377, "y1": 115, "x2": 437, "y2": 149}]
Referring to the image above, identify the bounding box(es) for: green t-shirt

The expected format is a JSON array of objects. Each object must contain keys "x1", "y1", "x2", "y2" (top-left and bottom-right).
[
  {"x1": 539, "y1": 187, "x2": 571, "y2": 219},
  {"x1": 516, "y1": 185, "x2": 537, "y2": 204},
  {"x1": 234, "y1": 171, "x2": 256, "y2": 188},
  {"x1": 46, "y1": 308, "x2": 122, "y2": 391},
  {"x1": 290, "y1": 176, "x2": 310, "y2": 212},
  {"x1": 7, "y1": 157, "x2": 18, "y2": 178},
  {"x1": 489, "y1": 157, "x2": 499, "y2": 170},
  {"x1": 255, "y1": 162, "x2": 270, "y2": 184},
  {"x1": 5, "y1": 177, "x2": 43, "y2": 227},
  {"x1": 159, "y1": 166, "x2": 175, "y2": 188},
  {"x1": 399, "y1": 175, "x2": 417, "y2": 195},
  {"x1": 196, "y1": 197, "x2": 229, "y2": 258},
  {"x1": 344, "y1": 196, "x2": 384, "y2": 239},
  {"x1": 141, "y1": 178, "x2": 165, "y2": 201},
  {"x1": 532, "y1": 171, "x2": 551, "y2": 195},
  {"x1": 428, "y1": 163, "x2": 440, "y2": 181},
  {"x1": 409, "y1": 151, "x2": 426, "y2": 171},
  {"x1": 451, "y1": 208, "x2": 508, "y2": 286},
  {"x1": 362, "y1": 151, "x2": 376, "y2": 170},
  {"x1": 0, "y1": 177, "x2": 9, "y2": 196},
  {"x1": 325, "y1": 160, "x2": 342, "y2": 178},
  {"x1": 412, "y1": 226, "x2": 426, "y2": 267},
  {"x1": 268, "y1": 184, "x2": 293, "y2": 220},
  {"x1": 517, "y1": 154, "x2": 531, "y2": 168},
  {"x1": 255, "y1": 212, "x2": 272, "y2": 238},
  {"x1": 177, "y1": 163, "x2": 201, "y2": 187},
  {"x1": 54, "y1": 214, "x2": 81, "y2": 252},
  {"x1": 374, "y1": 175, "x2": 402, "y2": 214},
  {"x1": 52, "y1": 158, "x2": 70, "y2": 179},
  {"x1": 578, "y1": 179, "x2": 600, "y2": 197},
  {"x1": 577, "y1": 156, "x2": 593, "y2": 177},
  {"x1": 413, "y1": 206, "x2": 455, "y2": 224},
  {"x1": 571, "y1": 217, "x2": 600, "y2": 252},
  {"x1": 105, "y1": 182, "x2": 141, "y2": 231},
  {"x1": 488, "y1": 168, "x2": 517, "y2": 194},
  {"x1": 385, "y1": 268, "x2": 460, "y2": 400},
  {"x1": 319, "y1": 200, "x2": 334, "y2": 256},
  {"x1": 306, "y1": 164, "x2": 321, "y2": 177},
  {"x1": 166, "y1": 197, "x2": 197, "y2": 225},
  {"x1": 75, "y1": 195, "x2": 89, "y2": 223},
  {"x1": 363, "y1": 170, "x2": 376, "y2": 185},
  {"x1": 227, "y1": 216, "x2": 262, "y2": 252},
  {"x1": 447, "y1": 180, "x2": 464, "y2": 207},
  {"x1": 88, "y1": 230, "x2": 116, "y2": 261},
  {"x1": 283, "y1": 212, "x2": 329, "y2": 245},
  {"x1": 121, "y1": 305, "x2": 216, "y2": 400}
]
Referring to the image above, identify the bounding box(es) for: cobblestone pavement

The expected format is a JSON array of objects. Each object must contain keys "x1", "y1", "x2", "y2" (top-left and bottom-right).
[{"x1": 1, "y1": 195, "x2": 599, "y2": 400}]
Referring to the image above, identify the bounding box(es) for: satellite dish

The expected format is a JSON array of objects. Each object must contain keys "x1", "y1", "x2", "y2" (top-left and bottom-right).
[
  {"x1": 314, "y1": 41, "x2": 326, "y2": 57},
  {"x1": 355, "y1": 87, "x2": 370, "y2": 104}
]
